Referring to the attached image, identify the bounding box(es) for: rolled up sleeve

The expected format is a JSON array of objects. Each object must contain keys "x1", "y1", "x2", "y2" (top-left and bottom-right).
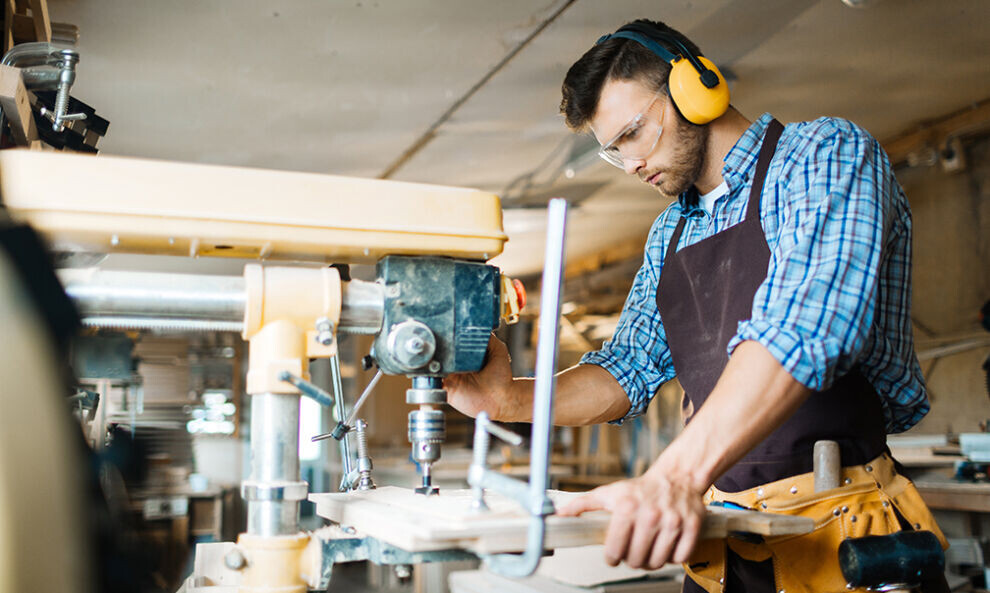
[{"x1": 729, "y1": 125, "x2": 889, "y2": 390}]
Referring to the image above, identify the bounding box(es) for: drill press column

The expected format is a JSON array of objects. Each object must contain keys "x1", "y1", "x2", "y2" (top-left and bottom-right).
[{"x1": 246, "y1": 391, "x2": 305, "y2": 536}]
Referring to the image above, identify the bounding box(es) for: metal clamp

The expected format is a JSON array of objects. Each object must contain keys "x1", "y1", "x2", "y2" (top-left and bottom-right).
[
  {"x1": 466, "y1": 198, "x2": 568, "y2": 577},
  {"x1": 469, "y1": 412, "x2": 523, "y2": 511}
]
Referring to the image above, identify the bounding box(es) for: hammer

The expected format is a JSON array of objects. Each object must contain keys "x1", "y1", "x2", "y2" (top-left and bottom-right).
[
  {"x1": 813, "y1": 441, "x2": 945, "y2": 591},
  {"x1": 838, "y1": 531, "x2": 945, "y2": 592}
]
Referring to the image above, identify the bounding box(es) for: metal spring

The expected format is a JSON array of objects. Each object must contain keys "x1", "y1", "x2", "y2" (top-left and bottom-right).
[
  {"x1": 355, "y1": 419, "x2": 370, "y2": 459},
  {"x1": 81, "y1": 316, "x2": 244, "y2": 333}
]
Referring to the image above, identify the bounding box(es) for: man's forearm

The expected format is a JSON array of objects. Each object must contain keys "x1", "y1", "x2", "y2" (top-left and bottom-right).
[
  {"x1": 649, "y1": 340, "x2": 812, "y2": 491},
  {"x1": 500, "y1": 363, "x2": 631, "y2": 426}
]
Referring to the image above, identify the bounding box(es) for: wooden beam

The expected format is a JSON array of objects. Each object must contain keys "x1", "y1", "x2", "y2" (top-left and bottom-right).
[
  {"x1": 4, "y1": 0, "x2": 16, "y2": 55},
  {"x1": 11, "y1": 13, "x2": 34, "y2": 42},
  {"x1": 883, "y1": 97, "x2": 990, "y2": 166},
  {"x1": 27, "y1": 0, "x2": 49, "y2": 42},
  {"x1": 0, "y1": 64, "x2": 37, "y2": 146}
]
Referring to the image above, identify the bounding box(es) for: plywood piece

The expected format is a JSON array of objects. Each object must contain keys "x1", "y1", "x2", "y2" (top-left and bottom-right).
[
  {"x1": 535, "y1": 545, "x2": 681, "y2": 588},
  {"x1": 310, "y1": 486, "x2": 813, "y2": 554}
]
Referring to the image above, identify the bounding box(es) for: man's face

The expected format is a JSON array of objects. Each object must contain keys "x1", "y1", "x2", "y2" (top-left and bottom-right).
[{"x1": 590, "y1": 78, "x2": 708, "y2": 197}]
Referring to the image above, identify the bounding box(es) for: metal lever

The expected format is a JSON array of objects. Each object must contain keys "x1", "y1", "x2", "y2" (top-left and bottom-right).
[
  {"x1": 311, "y1": 369, "x2": 384, "y2": 443},
  {"x1": 278, "y1": 371, "x2": 335, "y2": 408},
  {"x1": 329, "y1": 355, "x2": 354, "y2": 492},
  {"x1": 470, "y1": 412, "x2": 524, "y2": 511}
]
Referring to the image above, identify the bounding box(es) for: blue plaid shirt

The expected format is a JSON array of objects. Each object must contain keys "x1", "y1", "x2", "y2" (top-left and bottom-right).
[{"x1": 581, "y1": 113, "x2": 928, "y2": 433}]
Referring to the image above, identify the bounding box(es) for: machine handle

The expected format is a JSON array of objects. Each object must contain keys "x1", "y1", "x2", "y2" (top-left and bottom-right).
[{"x1": 278, "y1": 371, "x2": 335, "y2": 408}]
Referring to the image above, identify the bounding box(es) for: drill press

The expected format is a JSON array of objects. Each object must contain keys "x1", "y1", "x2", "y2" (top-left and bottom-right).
[{"x1": 370, "y1": 255, "x2": 514, "y2": 494}]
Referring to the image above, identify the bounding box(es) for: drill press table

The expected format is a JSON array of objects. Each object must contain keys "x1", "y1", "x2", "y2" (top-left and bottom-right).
[{"x1": 310, "y1": 486, "x2": 814, "y2": 555}]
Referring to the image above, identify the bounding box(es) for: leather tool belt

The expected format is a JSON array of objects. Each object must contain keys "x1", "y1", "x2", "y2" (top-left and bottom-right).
[{"x1": 684, "y1": 452, "x2": 948, "y2": 593}]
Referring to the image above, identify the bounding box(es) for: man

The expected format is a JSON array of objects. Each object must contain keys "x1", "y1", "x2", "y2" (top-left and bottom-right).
[{"x1": 446, "y1": 19, "x2": 946, "y2": 592}]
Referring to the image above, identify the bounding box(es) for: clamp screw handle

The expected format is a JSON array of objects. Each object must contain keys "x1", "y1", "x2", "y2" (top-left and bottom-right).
[{"x1": 470, "y1": 412, "x2": 524, "y2": 511}]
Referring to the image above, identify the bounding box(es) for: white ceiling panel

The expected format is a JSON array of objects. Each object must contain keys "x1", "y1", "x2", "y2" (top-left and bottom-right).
[{"x1": 39, "y1": 0, "x2": 990, "y2": 277}]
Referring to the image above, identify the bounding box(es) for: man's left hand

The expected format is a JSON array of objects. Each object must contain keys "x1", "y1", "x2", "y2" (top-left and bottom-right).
[{"x1": 556, "y1": 469, "x2": 706, "y2": 569}]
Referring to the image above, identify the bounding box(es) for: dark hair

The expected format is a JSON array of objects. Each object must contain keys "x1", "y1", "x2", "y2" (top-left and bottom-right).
[{"x1": 559, "y1": 19, "x2": 703, "y2": 131}]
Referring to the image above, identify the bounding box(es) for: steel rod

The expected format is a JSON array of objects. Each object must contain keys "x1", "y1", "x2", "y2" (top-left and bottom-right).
[
  {"x1": 485, "y1": 198, "x2": 567, "y2": 577},
  {"x1": 345, "y1": 369, "x2": 384, "y2": 427},
  {"x1": 329, "y1": 355, "x2": 354, "y2": 489},
  {"x1": 59, "y1": 268, "x2": 384, "y2": 334}
]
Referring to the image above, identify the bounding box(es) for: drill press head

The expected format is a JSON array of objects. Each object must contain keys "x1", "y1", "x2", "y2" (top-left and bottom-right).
[{"x1": 370, "y1": 255, "x2": 521, "y2": 494}]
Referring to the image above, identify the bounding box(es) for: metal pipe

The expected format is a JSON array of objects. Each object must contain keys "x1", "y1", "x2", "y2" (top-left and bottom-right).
[
  {"x1": 59, "y1": 269, "x2": 246, "y2": 322},
  {"x1": 59, "y1": 269, "x2": 384, "y2": 334},
  {"x1": 339, "y1": 280, "x2": 384, "y2": 334},
  {"x1": 245, "y1": 392, "x2": 306, "y2": 536},
  {"x1": 527, "y1": 197, "x2": 567, "y2": 509}
]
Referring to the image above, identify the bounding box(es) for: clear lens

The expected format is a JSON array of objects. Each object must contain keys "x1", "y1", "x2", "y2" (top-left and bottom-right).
[{"x1": 596, "y1": 88, "x2": 666, "y2": 168}]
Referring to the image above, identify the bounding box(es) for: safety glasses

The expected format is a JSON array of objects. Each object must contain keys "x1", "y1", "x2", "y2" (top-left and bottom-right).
[{"x1": 595, "y1": 87, "x2": 666, "y2": 169}]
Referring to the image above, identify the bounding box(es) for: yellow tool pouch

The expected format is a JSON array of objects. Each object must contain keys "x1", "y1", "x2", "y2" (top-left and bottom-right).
[{"x1": 683, "y1": 452, "x2": 947, "y2": 593}]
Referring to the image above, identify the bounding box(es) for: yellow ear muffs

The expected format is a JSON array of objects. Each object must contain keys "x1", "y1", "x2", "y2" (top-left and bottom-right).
[{"x1": 667, "y1": 56, "x2": 730, "y2": 125}]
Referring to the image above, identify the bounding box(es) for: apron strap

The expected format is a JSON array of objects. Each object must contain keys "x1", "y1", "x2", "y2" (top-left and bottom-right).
[
  {"x1": 667, "y1": 119, "x2": 784, "y2": 255},
  {"x1": 667, "y1": 215, "x2": 688, "y2": 256},
  {"x1": 746, "y1": 119, "x2": 785, "y2": 221}
]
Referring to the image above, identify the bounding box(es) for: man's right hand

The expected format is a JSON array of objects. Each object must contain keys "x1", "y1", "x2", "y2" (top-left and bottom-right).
[{"x1": 444, "y1": 335, "x2": 517, "y2": 421}]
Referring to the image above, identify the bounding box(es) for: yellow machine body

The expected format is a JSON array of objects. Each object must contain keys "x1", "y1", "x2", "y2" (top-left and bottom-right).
[{"x1": 0, "y1": 149, "x2": 507, "y2": 262}]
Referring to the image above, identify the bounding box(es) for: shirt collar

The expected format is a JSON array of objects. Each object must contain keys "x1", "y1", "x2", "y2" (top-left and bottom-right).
[{"x1": 677, "y1": 113, "x2": 776, "y2": 216}]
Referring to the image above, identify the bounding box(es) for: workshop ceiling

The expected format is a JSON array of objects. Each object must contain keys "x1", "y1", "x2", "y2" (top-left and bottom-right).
[{"x1": 46, "y1": 0, "x2": 990, "y2": 277}]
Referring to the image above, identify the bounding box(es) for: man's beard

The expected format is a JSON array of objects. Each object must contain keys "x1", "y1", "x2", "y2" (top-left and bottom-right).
[{"x1": 652, "y1": 119, "x2": 709, "y2": 198}]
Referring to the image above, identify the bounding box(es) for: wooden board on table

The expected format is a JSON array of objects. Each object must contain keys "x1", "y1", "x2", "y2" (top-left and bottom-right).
[
  {"x1": 310, "y1": 486, "x2": 813, "y2": 554},
  {"x1": 915, "y1": 480, "x2": 990, "y2": 513}
]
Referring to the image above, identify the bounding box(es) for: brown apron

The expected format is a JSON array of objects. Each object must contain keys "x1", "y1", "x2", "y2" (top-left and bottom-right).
[{"x1": 655, "y1": 120, "x2": 943, "y2": 592}]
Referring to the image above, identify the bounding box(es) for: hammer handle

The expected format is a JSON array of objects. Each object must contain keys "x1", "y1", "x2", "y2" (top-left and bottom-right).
[{"x1": 814, "y1": 440, "x2": 841, "y2": 492}]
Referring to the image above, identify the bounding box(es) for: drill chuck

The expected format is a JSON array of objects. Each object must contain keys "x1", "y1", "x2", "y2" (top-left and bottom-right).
[{"x1": 408, "y1": 407, "x2": 445, "y2": 464}]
